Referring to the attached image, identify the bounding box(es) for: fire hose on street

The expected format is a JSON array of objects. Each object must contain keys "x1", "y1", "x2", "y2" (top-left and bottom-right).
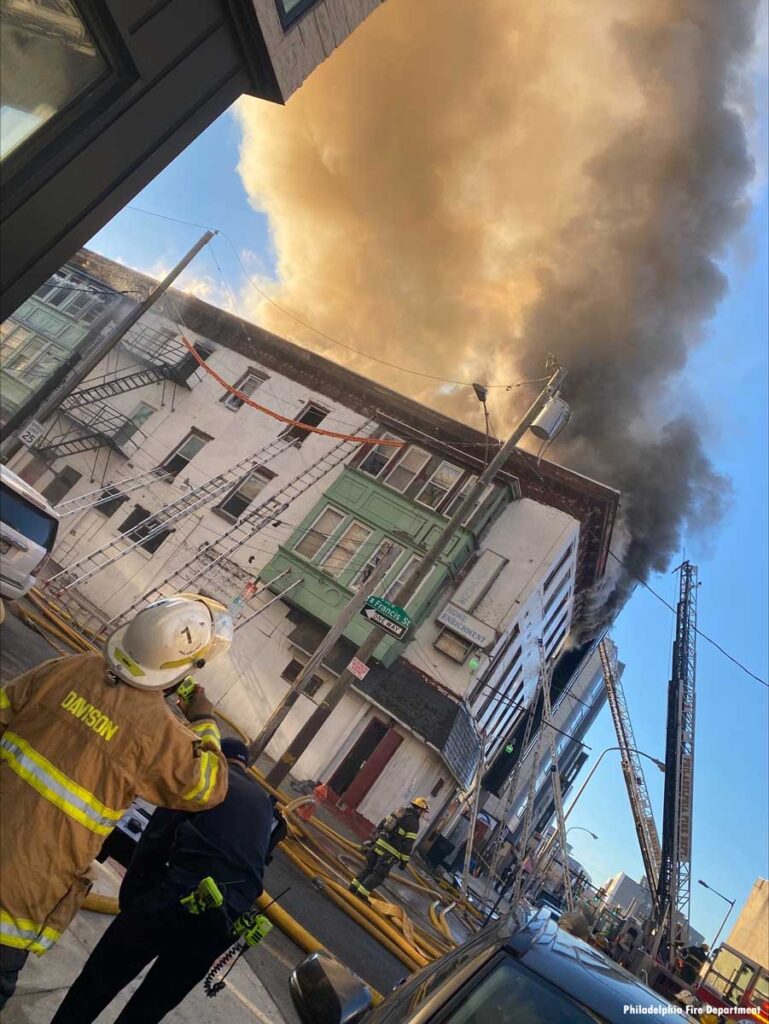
[{"x1": 15, "y1": 588, "x2": 479, "y2": 983}]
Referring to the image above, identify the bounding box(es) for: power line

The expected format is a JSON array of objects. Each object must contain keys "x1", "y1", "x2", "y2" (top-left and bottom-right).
[
  {"x1": 608, "y1": 550, "x2": 768, "y2": 690},
  {"x1": 125, "y1": 204, "x2": 546, "y2": 391}
]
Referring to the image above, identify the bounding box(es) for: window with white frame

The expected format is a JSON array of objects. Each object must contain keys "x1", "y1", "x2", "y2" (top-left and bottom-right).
[
  {"x1": 415, "y1": 460, "x2": 463, "y2": 510},
  {"x1": 294, "y1": 507, "x2": 345, "y2": 561},
  {"x1": 217, "y1": 469, "x2": 272, "y2": 520},
  {"x1": 351, "y1": 539, "x2": 404, "y2": 591},
  {"x1": 113, "y1": 402, "x2": 155, "y2": 448},
  {"x1": 542, "y1": 589, "x2": 571, "y2": 637},
  {"x1": 383, "y1": 446, "x2": 430, "y2": 492},
  {"x1": 358, "y1": 433, "x2": 401, "y2": 479},
  {"x1": 320, "y1": 520, "x2": 372, "y2": 577},
  {"x1": 443, "y1": 474, "x2": 478, "y2": 518},
  {"x1": 36, "y1": 268, "x2": 109, "y2": 322},
  {"x1": 220, "y1": 369, "x2": 267, "y2": 411},
  {"x1": 6, "y1": 337, "x2": 64, "y2": 379},
  {"x1": 382, "y1": 552, "x2": 434, "y2": 604},
  {"x1": 158, "y1": 430, "x2": 211, "y2": 479},
  {"x1": 543, "y1": 544, "x2": 574, "y2": 593}
]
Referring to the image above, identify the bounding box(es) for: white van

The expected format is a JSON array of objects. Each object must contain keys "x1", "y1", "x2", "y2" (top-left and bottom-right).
[{"x1": 0, "y1": 465, "x2": 60, "y2": 602}]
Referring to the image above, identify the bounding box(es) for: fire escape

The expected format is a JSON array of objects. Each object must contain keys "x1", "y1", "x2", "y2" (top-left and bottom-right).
[{"x1": 33, "y1": 324, "x2": 208, "y2": 459}]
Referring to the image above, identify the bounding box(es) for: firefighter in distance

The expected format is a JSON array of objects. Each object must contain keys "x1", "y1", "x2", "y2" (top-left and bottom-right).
[{"x1": 349, "y1": 797, "x2": 429, "y2": 901}]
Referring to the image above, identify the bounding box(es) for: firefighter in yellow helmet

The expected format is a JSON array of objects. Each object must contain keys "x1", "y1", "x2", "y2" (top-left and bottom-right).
[
  {"x1": 0, "y1": 595, "x2": 233, "y2": 1009},
  {"x1": 350, "y1": 797, "x2": 430, "y2": 901}
]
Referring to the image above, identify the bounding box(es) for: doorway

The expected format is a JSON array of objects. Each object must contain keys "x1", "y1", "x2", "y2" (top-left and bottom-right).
[{"x1": 329, "y1": 718, "x2": 403, "y2": 811}]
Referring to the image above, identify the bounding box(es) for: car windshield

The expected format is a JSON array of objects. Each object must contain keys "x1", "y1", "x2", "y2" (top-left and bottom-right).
[
  {"x1": 1, "y1": 483, "x2": 58, "y2": 549},
  {"x1": 437, "y1": 956, "x2": 602, "y2": 1023}
]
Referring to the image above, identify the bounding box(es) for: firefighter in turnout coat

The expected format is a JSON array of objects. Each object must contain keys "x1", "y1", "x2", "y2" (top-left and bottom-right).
[
  {"x1": 349, "y1": 797, "x2": 429, "y2": 901},
  {"x1": 0, "y1": 595, "x2": 233, "y2": 1009}
]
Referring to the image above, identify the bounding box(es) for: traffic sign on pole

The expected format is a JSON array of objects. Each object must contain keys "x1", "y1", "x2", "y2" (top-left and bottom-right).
[{"x1": 359, "y1": 596, "x2": 412, "y2": 640}]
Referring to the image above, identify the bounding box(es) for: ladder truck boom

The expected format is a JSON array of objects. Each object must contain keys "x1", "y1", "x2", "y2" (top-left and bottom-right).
[{"x1": 598, "y1": 638, "x2": 662, "y2": 917}]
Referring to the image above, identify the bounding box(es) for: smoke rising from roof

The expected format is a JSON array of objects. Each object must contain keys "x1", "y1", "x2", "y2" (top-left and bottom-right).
[{"x1": 234, "y1": 0, "x2": 759, "y2": 626}]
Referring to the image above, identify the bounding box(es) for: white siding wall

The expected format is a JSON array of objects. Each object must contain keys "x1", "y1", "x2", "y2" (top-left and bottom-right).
[{"x1": 403, "y1": 498, "x2": 579, "y2": 760}]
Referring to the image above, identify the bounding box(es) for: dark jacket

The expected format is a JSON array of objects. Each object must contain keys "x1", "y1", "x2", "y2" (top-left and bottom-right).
[
  {"x1": 374, "y1": 806, "x2": 421, "y2": 863},
  {"x1": 120, "y1": 763, "x2": 274, "y2": 916}
]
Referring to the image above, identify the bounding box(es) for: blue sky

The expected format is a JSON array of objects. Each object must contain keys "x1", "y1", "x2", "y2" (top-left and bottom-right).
[{"x1": 89, "y1": 107, "x2": 768, "y2": 946}]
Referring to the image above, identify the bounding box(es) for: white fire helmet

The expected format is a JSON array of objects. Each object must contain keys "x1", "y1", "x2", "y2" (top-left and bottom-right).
[{"x1": 105, "y1": 594, "x2": 233, "y2": 691}]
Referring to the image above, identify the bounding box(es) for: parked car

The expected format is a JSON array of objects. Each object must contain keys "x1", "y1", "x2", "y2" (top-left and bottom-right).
[
  {"x1": 0, "y1": 465, "x2": 59, "y2": 602},
  {"x1": 290, "y1": 908, "x2": 678, "y2": 1023}
]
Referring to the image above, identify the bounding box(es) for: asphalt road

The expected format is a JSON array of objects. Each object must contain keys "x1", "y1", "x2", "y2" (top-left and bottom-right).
[{"x1": 0, "y1": 609, "x2": 408, "y2": 1022}]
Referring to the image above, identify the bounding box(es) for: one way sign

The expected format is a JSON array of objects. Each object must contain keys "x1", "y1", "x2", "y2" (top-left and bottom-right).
[{"x1": 359, "y1": 602, "x2": 410, "y2": 641}]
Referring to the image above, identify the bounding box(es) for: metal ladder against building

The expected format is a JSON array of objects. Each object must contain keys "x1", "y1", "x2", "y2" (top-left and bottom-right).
[
  {"x1": 599, "y1": 638, "x2": 663, "y2": 915},
  {"x1": 482, "y1": 664, "x2": 549, "y2": 912},
  {"x1": 54, "y1": 469, "x2": 175, "y2": 518},
  {"x1": 107, "y1": 429, "x2": 372, "y2": 626},
  {"x1": 531, "y1": 661, "x2": 575, "y2": 913},
  {"x1": 45, "y1": 433, "x2": 300, "y2": 591}
]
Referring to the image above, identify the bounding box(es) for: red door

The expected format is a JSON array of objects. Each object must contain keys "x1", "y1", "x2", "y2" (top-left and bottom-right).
[{"x1": 339, "y1": 728, "x2": 403, "y2": 811}]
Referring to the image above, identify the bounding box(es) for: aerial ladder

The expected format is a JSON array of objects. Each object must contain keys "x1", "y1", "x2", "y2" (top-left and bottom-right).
[
  {"x1": 652, "y1": 561, "x2": 698, "y2": 967},
  {"x1": 598, "y1": 637, "x2": 663, "y2": 919},
  {"x1": 522, "y1": 650, "x2": 576, "y2": 913}
]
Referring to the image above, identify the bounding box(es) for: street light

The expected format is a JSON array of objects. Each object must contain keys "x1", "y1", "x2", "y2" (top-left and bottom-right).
[
  {"x1": 567, "y1": 826, "x2": 599, "y2": 841},
  {"x1": 563, "y1": 745, "x2": 665, "y2": 824},
  {"x1": 698, "y1": 879, "x2": 736, "y2": 951}
]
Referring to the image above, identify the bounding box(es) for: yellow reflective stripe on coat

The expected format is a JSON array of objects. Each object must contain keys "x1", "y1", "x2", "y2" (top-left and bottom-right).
[
  {"x1": 0, "y1": 910, "x2": 61, "y2": 954},
  {"x1": 397, "y1": 828, "x2": 418, "y2": 840},
  {"x1": 0, "y1": 731, "x2": 124, "y2": 835},
  {"x1": 373, "y1": 838, "x2": 405, "y2": 860},
  {"x1": 188, "y1": 720, "x2": 221, "y2": 748},
  {"x1": 182, "y1": 749, "x2": 220, "y2": 805},
  {"x1": 0, "y1": 688, "x2": 10, "y2": 711}
]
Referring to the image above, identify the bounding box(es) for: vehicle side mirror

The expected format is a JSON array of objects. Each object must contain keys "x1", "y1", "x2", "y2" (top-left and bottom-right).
[{"x1": 289, "y1": 951, "x2": 373, "y2": 1024}]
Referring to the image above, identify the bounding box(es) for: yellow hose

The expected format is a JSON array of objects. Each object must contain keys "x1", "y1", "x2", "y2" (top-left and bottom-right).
[
  {"x1": 318, "y1": 879, "x2": 423, "y2": 972},
  {"x1": 324, "y1": 880, "x2": 429, "y2": 969},
  {"x1": 23, "y1": 592, "x2": 457, "y2": 974},
  {"x1": 82, "y1": 893, "x2": 119, "y2": 915}
]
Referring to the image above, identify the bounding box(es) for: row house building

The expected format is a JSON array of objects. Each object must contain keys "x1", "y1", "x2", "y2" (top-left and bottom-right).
[{"x1": 4, "y1": 249, "x2": 619, "y2": 831}]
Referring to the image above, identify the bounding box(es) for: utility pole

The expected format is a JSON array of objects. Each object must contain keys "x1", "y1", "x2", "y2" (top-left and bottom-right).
[
  {"x1": 1, "y1": 230, "x2": 215, "y2": 458},
  {"x1": 247, "y1": 543, "x2": 399, "y2": 763},
  {"x1": 265, "y1": 363, "x2": 568, "y2": 789}
]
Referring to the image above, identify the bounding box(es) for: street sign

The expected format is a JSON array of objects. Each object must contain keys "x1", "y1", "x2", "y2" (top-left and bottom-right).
[
  {"x1": 347, "y1": 657, "x2": 370, "y2": 680},
  {"x1": 18, "y1": 419, "x2": 45, "y2": 449},
  {"x1": 360, "y1": 596, "x2": 412, "y2": 641}
]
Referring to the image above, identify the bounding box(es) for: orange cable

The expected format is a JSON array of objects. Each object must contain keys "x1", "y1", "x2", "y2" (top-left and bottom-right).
[{"x1": 181, "y1": 338, "x2": 404, "y2": 447}]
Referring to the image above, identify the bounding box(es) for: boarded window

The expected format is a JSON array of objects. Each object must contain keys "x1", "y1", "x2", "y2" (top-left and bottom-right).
[{"x1": 42, "y1": 465, "x2": 81, "y2": 505}]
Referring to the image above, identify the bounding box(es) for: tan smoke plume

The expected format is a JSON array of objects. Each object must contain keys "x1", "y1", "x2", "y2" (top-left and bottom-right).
[{"x1": 235, "y1": 0, "x2": 758, "y2": 625}]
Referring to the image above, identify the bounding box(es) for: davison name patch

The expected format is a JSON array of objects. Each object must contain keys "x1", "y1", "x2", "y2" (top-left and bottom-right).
[{"x1": 60, "y1": 690, "x2": 119, "y2": 741}]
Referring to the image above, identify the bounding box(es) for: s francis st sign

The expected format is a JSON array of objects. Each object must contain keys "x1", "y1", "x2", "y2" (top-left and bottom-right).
[{"x1": 359, "y1": 596, "x2": 412, "y2": 641}]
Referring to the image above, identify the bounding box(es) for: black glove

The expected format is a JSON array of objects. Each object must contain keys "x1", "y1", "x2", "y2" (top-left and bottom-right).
[{"x1": 398, "y1": 861, "x2": 407, "y2": 871}]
